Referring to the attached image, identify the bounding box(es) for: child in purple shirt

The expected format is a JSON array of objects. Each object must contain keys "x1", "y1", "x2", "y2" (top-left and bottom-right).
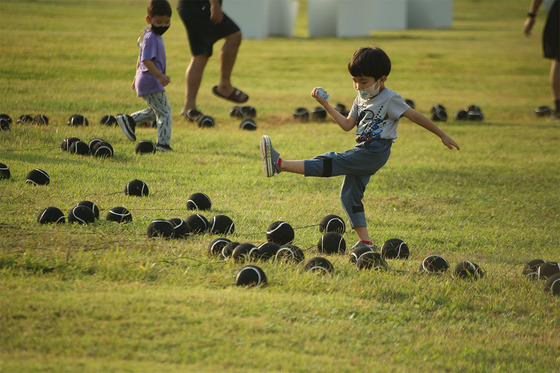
[{"x1": 117, "y1": 0, "x2": 173, "y2": 152}]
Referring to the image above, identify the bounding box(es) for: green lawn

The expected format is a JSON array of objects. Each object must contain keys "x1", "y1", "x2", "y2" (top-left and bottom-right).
[{"x1": 1, "y1": 0, "x2": 559, "y2": 372}]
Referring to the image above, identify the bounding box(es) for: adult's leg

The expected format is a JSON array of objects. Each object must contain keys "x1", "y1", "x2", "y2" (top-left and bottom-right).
[
  {"x1": 215, "y1": 31, "x2": 247, "y2": 100},
  {"x1": 551, "y1": 59, "x2": 560, "y2": 101},
  {"x1": 182, "y1": 54, "x2": 210, "y2": 116}
]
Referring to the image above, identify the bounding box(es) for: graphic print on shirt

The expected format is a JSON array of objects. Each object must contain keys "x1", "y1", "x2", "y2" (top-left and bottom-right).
[{"x1": 356, "y1": 104, "x2": 388, "y2": 142}]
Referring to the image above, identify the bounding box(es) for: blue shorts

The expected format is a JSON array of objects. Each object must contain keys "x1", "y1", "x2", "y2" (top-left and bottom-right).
[{"x1": 304, "y1": 140, "x2": 392, "y2": 228}]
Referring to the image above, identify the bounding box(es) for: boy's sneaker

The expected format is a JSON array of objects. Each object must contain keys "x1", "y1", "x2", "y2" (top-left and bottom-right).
[
  {"x1": 117, "y1": 115, "x2": 136, "y2": 141},
  {"x1": 350, "y1": 241, "x2": 378, "y2": 252},
  {"x1": 156, "y1": 144, "x2": 173, "y2": 152},
  {"x1": 260, "y1": 135, "x2": 281, "y2": 177}
]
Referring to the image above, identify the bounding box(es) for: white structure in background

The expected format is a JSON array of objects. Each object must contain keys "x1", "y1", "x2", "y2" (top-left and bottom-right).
[
  {"x1": 222, "y1": 0, "x2": 299, "y2": 39},
  {"x1": 308, "y1": 0, "x2": 453, "y2": 37}
]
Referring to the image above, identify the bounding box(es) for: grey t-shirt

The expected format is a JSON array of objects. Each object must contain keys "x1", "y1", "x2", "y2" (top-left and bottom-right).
[{"x1": 349, "y1": 87, "x2": 410, "y2": 143}]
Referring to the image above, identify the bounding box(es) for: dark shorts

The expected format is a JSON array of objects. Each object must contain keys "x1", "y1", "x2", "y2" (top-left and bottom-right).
[
  {"x1": 543, "y1": 0, "x2": 559, "y2": 60},
  {"x1": 177, "y1": 1, "x2": 240, "y2": 56}
]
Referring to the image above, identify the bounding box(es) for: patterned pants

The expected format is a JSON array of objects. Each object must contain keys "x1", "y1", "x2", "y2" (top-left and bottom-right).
[{"x1": 132, "y1": 91, "x2": 172, "y2": 146}]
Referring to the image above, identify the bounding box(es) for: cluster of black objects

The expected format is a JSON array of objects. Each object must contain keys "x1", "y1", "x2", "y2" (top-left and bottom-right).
[
  {"x1": 430, "y1": 104, "x2": 484, "y2": 122},
  {"x1": 61, "y1": 137, "x2": 114, "y2": 157},
  {"x1": 522, "y1": 259, "x2": 560, "y2": 296},
  {"x1": 38, "y1": 201, "x2": 132, "y2": 225},
  {"x1": 230, "y1": 105, "x2": 258, "y2": 130}
]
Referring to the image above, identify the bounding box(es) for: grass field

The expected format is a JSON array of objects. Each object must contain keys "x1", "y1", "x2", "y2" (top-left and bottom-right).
[{"x1": 1, "y1": 0, "x2": 560, "y2": 372}]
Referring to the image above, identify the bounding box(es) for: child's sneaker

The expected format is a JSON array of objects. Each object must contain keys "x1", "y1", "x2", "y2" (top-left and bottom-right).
[
  {"x1": 260, "y1": 135, "x2": 281, "y2": 177},
  {"x1": 117, "y1": 115, "x2": 136, "y2": 141},
  {"x1": 350, "y1": 241, "x2": 378, "y2": 252},
  {"x1": 156, "y1": 144, "x2": 173, "y2": 152}
]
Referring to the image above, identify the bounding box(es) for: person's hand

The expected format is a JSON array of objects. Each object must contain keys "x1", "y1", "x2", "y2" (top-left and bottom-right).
[
  {"x1": 131, "y1": 78, "x2": 136, "y2": 91},
  {"x1": 523, "y1": 17, "x2": 535, "y2": 36},
  {"x1": 159, "y1": 74, "x2": 170, "y2": 87},
  {"x1": 311, "y1": 87, "x2": 328, "y2": 105},
  {"x1": 210, "y1": 2, "x2": 224, "y2": 24},
  {"x1": 441, "y1": 134, "x2": 460, "y2": 150}
]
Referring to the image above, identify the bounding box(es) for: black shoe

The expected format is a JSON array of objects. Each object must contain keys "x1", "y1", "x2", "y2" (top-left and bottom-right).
[{"x1": 116, "y1": 115, "x2": 136, "y2": 141}]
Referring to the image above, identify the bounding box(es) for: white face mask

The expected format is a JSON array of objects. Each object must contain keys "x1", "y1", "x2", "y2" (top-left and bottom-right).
[{"x1": 356, "y1": 81, "x2": 380, "y2": 100}]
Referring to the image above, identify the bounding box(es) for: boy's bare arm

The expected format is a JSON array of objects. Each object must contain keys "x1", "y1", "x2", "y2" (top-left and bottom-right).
[
  {"x1": 403, "y1": 108, "x2": 460, "y2": 150},
  {"x1": 311, "y1": 87, "x2": 356, "y2": 131},
  {"x1": 142, "y1": 59, "x2": 170, "y2": 87}
]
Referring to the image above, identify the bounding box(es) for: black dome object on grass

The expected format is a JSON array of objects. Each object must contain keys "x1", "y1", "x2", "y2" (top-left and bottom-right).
[
  {"x1": 232, "y1": 243, "x2": 259, "y2": 263},
  {"x1": 380, "y1": 238, "x2": 409, "y2": 259},
  {"x1": 34, "y1": 114, "x2": 49, "y2": 125},
  {"x1": 106, "y1": 206, "x2": 132, "y2": 223},
  {"x1": 209, "y1": 214, "x2": 235, "y2": 235},
  {"x1": 452, "y1": 261, "x2": 484, "y2": 280},
  {"x1": 69, "y1": 140, "x2": 89, "y2": 155},
  {"x1": 147, "y1": 219, "x2": 175, "y2": 239},
  {"x1": 312, "y1": 107, "x2": 327, "y2": 121},
  {"x1": 221, "y1": 241, "x2": 240, "y2": 260},
  {"x1": 88, "y1": 138, "x2": 104, "y2": 153},
  {"x1": 317, "y1": 232, "x2": 346, "y2": 254},
  {"x1": 17, "y1": 114, "x2": 34, "y2": 124},
  {"x1": 522, "y1": 259, "x2": 547, "y2": 279},
  {"x1": 67, "y1": 114, "x2": 89, "y2": 126},
  {"x1": 100, "y1": 114, "x2": 117, "y2": 126},
  {"x1": 185, "y1": 214, "x2": 209, "y2": 234},
  {"x1": 319, "y1": 214, "x2": 346, "y2": 234},
  {"x1": 61, "y1": 137, "x2": 81, "y2": 151},
  {"x1": 356, "y1": 252, "x2": 387, "y2": 271},
  {"x1": 77, "y1": 200, "x2": 100, "y2": 219},
  {"x1": 304, "y1": 257, "x2": 334, "y2": 274},
  {"x1": 544, "y1": 273, "x2": 560, "y2": 296},
  {"x1": 349, "y1": 245, "x2": 375, "y2": 264},
  {"x1": 125, "y1": 179, "x2": 149, "y2": 197},
  {"x1": 26, "y1": 169, "x2": 50, "y2": 186},
  {"x1": 67, "y1": 205, "x2": 95, "y2": 225},
  {"x1": 275, "y1": 244, "x2": 305, "y2": 263},
  {"x1": 293, "y1": 107, "x2": 309, "y2": 122},
  {"x1": 0, "y1": 163, "x2": 10, "y2": 179},
  {"x1": 266, "y1": 221, "x2": 294, "y2": 246},
  {"x1": 198, "y1": 115, "x2": 215, "y2": 128},
  {"x1": 186, "y1": 192, "x2": 212, "y2": 211},
  {"x1": 135, "y1": 140, "x2": 156, "y2": 155},
  {"x1": 92, "y1": 141, "x2": 113, "y2": 158},
  {"x1": 536, "y1": 262, "x2": 560, "y2": 280},
  {"x1": 256, "y1": 242, "x2": 280, "y2": 261},
  {"x1": 37, "y1": 207, "x2": 65, "y2": 224},
  {"x1": 208, "y1": 237, "x2": 231, "y2": 256},
  {"x1": 169, "y1": 218, "x2": 190, "y2": 238},
  {"x1": 420, "y1": 255, "x2": 450, "y2": 275},
  {"x1": 235, "y1": 265, "x2": 267, "y2": 287},
  {"x1": 240, "y1": 118, "x2": 257, "y2": 130}
]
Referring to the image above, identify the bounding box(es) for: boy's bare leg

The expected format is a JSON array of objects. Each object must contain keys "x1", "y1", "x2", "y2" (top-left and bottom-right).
[
  {"x1": 353, "y1": 226, "x2": 372, "y2": 244},
  {"x1": 182, "y1": 54, "x2": 210, "y2": 116},
  {"x1": 280, "y1": 160, "x2": 305, "y2": 175}
]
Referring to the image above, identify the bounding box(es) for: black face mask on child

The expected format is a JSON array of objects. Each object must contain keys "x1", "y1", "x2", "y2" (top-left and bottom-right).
[{"x1": 151, "y1": 25, "x2": 169, "y2": 36}]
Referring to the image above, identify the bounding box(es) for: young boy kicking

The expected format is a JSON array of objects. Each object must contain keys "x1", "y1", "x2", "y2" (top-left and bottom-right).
[{"x1": 260, "y1": 47, "x2": 460, "y2": 250}]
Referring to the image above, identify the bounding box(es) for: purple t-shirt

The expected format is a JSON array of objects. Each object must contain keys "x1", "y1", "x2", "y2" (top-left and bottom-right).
[{"x1": 135, "y1": 29, "x2": 166, "y2": 97}]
